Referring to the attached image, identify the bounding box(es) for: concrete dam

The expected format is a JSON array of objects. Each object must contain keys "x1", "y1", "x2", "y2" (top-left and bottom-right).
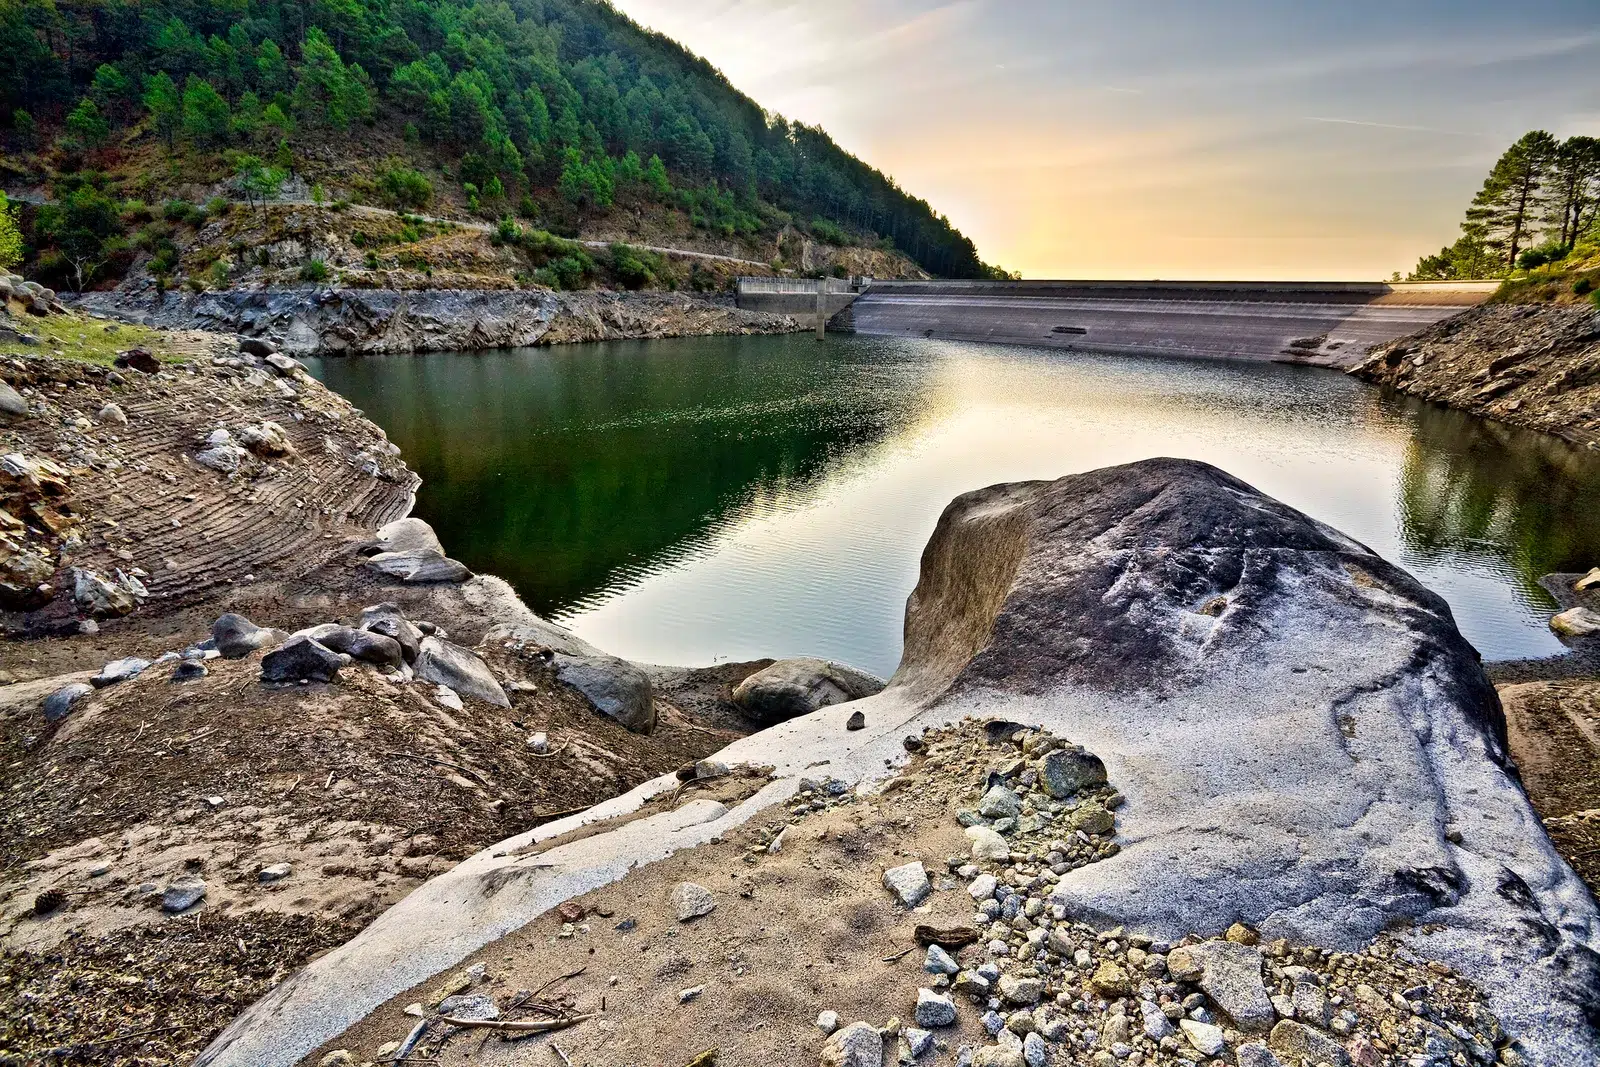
[{"x1": 737, "y1": 278, "x2": 1498, "y2": 367}]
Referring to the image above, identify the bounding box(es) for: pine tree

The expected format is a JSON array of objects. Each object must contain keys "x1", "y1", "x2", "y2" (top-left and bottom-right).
[
  {"x1": 1543, "y1": 136, "x2": 1600, "y2": 249},
  {"x1": 1463, "y1": 131, "x2": 1558, "y2": 268},
  {"x1": 143, "y1": 72, "x2": 180, "y2": 148}
]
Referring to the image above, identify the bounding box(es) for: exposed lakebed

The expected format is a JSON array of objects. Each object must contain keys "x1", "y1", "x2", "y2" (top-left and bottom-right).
[{"x1": 308, "y1": 332, "x2": 1600, "y2": 675}]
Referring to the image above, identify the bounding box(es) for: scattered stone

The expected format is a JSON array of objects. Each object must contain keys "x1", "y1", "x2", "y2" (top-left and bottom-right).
[
  {"x1": 237, "y1": 421, "x2": 292, "y2": 457},
  {"x1": 677, "y1": 985, "x2": 704, "y2": 1004},
  {"x1": 359, "y1": 602, "x2": 424, "y2": 663},
  {"x1": 41, "y1": 682, "x2": 93, "y2": 723},
  {"x1": 672, "y1": 882, "x2": 716, "y2": 921},
  {"x1": 816, "y1": 1010, "x2": 840, "y2": 1035},
  {"x1": 730, "y1": 657, "x2": 885, "y2": 723},
  {"x1": 1575, "y1": 567, "x2": 1600, "y2": 593},
  {"x1": 1180, "y1": 1018, "x2": 1227, "y2": 1057},
  {"x1": 998, "y1": 974, "x2": 1042, "y2": 1005},
  {"x1": 299, "y1": 624, "x2": 404, "y2": 668},
  {"x1": 552, "y1": 653, "x2": 652, "y2": 731},
  {"x1": 364, "y1": 518, "x2": 471, "y2": 583},
  {"x1": 161, "y1": 876, "x2": 207, "y2": 913},
  {"x1": 114, "y1": 347, "x2": 160, "y2": 374},
  {"x1": 0, "y1": 381, "x2": 26, "y2": 419},
  {"x1": 435, "y1": 685, "x2": 463, "y2": 711},
  {"x1": 1180, "y1": 940, "x2": 1275, "y2": 1030},
  {"x1": 72, "y1": 567, "x2": 136, "y2": 617},
  {"x1": 318, "y1": 1052, "x2": 355, "y2": 1067},
  {"x1": 822, "y1": 1022, "x2": 884, "y2": 1067},
  {"x1": 883, "y1": 861, "x2": 932, "y2": 907},
  {"x1": 438, "y1": 994, "x2": 499, "y2": 1021},
  {"x1": 96, "y1": 402, "x2": 127, "y2": 425},
  {"x1": 527, "y1": 732, "x2": 550, "y2": 754},
  {"x1": 904, "y1": 1026, "x2": 935, "y2": 1058},
  {"x1": 1068, "y1": 800, "x2": 1114, "y2": 834},
  {"x1": 1091, "y1": 960, "x2": 1132, "y2": 997},
  {"x1": 213, "y1": 613, "x2": 286, "y2": 658},
  {"x1": 260, "y1": 636, "x2": 344, "y2": 684},
  {"x1": 417, "y1": 637, "x2": 510, "y2": 708},
  {"x1": 1268, "y1": 1020, "x2": 1349, "y2": 1066},
  {"x1": 924, "y1": 945, "x2": 960, "y2": 975},
  {"x1": 1551, "y1": 606, "x2": 1600, "y2": 638},
  {"x1": 978, "y1": 784, "x2": 1021, "y2": 818},
  {"x1": 1037, "y1": 747, "x2": 1107, "y2": 798},
  {"x1": 845, "y1": 709, "x2": 866, "y2": 730},
  {"x1": 967, "y1": 873, "x2": 998, "y2": 900},
  {"x1": 259, "y1": 863, "x2": 292, "y2": 882},
  {"x1": 264, "y1": 353, "x2": 303, "y2": 376},
  {"x1": 171, "y1": 660, "x2": 208, "y2": 682},
  {"x1": 965, "y1": 825, "x2": 1010, "y2": 862},
  {"x1": 1236, "y1": 1043, "x2": 1285, "y2": 1067},
  {"x1": 239, "y1": 337, "x2": 279, "y2": 358},
  {"x1": 91, "y1": 656, "x2": 151, "y2": 688},
  {"x1": 914, "y1": 988, "x2": 957, "y2": 1027},
  {"x1": 1021, "y1": 1031, "x2": 1046, "y2": 1067}
]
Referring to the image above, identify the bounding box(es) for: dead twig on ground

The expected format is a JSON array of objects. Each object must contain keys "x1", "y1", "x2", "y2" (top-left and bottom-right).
[
  {"x1": 379, "y1": 749, "x2": 494, "y2": 788},
  {"x1": 682, "y1": 1051, "x2": 718, "y2": 1067},
  {"x1": 880, "y1": 947, "x2": 914, "y2": 963},
  {"x1": 550, "y1": 1044, "x2": 574, "y2": 1066},
  {"x1": 441, "y1": 1013, "x2": 598, "y2": 1033}
]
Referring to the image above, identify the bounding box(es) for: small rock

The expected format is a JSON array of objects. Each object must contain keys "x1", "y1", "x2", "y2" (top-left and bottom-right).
[
  {"x1": 972, "y1": 1048, "x2": 1025, "y2": 1067},
  {"x1": 91, "y1": 656, "x2": 151, "y2": 688},
  {"x1": 672, "y1": 882, "x2": 716, "y2": 921},
  {"x1": 1091, "y1": 960, "x2": 1132, "y2": 997},
  {"x1": 1236, "y1": 1043, "x2": 1285, "y2": 1067},
  {"x1": 904, "y1": 1026, "x2": 935, "y2": 1058},
  {"x1": 161, "y1": 876, "x2": 207, "y2": 913},
  {"x1": 1180, "y1": 1018, "x2": 1227, "y2": 1057},
  {"x1": 730, "y1": 657, "x2": 885, "y2": 723},
  {"x1": 965, "y1": 825, "x2": 1010, "y2": 862},
  {"x1": 1574, "y1": 567, "x2": 1600, "y2": 593},
  {"x1": 213, "y1": 613, "x2": 286, "y2": 658},
  {"x1": 883, "y1": 861, "x2": 932, "y2": 907},
  {"x1": 914, "y1": 988, "x2": 957, "y2": 1027},
  {"x1": 527, "y1": 732, "x2": 550, "y2": 754},
  {"x1": 438, "y1": 993, "x2": 500, "y2": 1020},
  {"x1": 114, "y1": 347, "x2": 160, "y2": 374},
  {"x1": 239, "y1": 336, "x2": 279, "y2": 358},
  {"x1": 817, "y1": 1010, "x2": 841, "y2": 1035},
  {"x1": 822, "y1": 1022, "x2": 884, "y2": 1067},
  {"x1": 260, "y1": 636, "x2": 344, "y2": 684},
  {"x1": 978, "y1": 784, "x2": 1021, "y2": 819},
  {"x1": 259, "y1": 862, "x2": 292, "y2": 882},
  {"x1": 318, "y1": 1053, "x2": 355, "y2": 1067},
  {"x1": 925, "y1": 945, "x2": 960, "y2": 975},
  {"x1": 435, "y1": 685, "x2": 464, "y2": 710},
  {"x1": 677, "y1": 985, "x2": 704, "y2": 1004},
  {"x1": 0, "y1": 381, "x2": 26, "y2": 419},
  {"x1": 171, "y1": 660, "x2": 208, "y2": 682},
  {"x1": 845, "y1": 709, "x2": 865, "y2": 730},
  {"x1": 695, "y1": 759, "x2": 731, "y2": 779},
  {"x1": 96, "y1": 402, "x2": 127, "y2": 425},
  {"x1": 967, "y1": 873, "x2": 998, "y2": 900},
  {"x1": 1551, "y1": 607, "x2": 1600, "y2": 638},
  {"x1": 1022, "y1": 1031, "x2": 1046, "y2": 1067},
  {"x1": 41, "y1": 682, "x2": 93, "y2": 723},
  {"x1": 1140, "y1": 999, "x2": 1175, "y2": 1039},
  {"x1": 1068, "y1": 800, "x2": 1114, "y2": 834},
  {"x1": 1268, "y1": 1020, "x2": 1349, "y2": 1066},
  {"x1": 1037, "y1": 747, "x2": 1107, "y2": 798}
]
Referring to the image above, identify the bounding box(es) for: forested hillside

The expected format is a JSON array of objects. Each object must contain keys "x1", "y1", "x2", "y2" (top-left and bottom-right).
[
  {"x1": 0, "y1": 0, "x2": 1002, "y2": 287},
  {"x1": 1410, "y1": 129, "x2": 1600, "y2": 300}
]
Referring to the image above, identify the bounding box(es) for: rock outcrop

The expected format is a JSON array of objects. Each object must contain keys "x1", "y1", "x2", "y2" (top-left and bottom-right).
[
  {"x1": 75, "y1": 287, "x2": 803, "y2": 357},
  {"x1": 193, "y1": 459, "x2": 1600, "y2": 1067},
  {"x1": 1352, "y1": 303, "x2": 1600, "y2": 450}
]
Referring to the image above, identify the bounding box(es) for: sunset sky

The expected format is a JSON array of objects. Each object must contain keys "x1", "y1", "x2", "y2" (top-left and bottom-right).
[{"x1": 610, "y1": 0, "x2": 1600, "y2": 280}]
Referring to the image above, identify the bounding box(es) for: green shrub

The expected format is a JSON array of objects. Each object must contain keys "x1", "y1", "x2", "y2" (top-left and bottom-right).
[
  {"x1": 299, "y1": 258, "x2": 329, "y2": 282},
  {"x1": 379, "y1": 165, "x2": 432, "y2": 211},
  {"x1": 1574, "y1": 277, "x2": 1595, "y2": 297},
  {"x1": 808, "y1": 217, "x2": 851, "y2": 246},
  {"x1": 1591, "y1": 288, "x2": 1600, "y2": 311},
  {"x1": 120, "y1": 199, "x2": 152, "y2": 224},
  {"x1": 205, "y1": 195, "x2": 229, "y2": 218},
  {"x1": 163, "y1": 199, "x2": 194, "y2": 223},
  {"x1": 207, "y1": 257, "x2": 231, "y2": 288},
  {"x1": 1517, "y1": 241, "x2": 1569, "y2": 271},
  {"x1": 364, "y1": 251, "x2": 379, "y2": 270},
  {"x1": 536, "y1": 255, "x2": 591, "y2": 291},
  {"x1": 608, "y1": 243, "x2": 663, "y2": 290}
]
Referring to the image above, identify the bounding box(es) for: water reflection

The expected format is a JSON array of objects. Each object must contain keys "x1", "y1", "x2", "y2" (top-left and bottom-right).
[
  {"x1": 309, "y1": 335, "x2": 1600, "y2": 673},
  {"x1": 1392, "y1": 399, "x2": 1600, "y2": 605}
]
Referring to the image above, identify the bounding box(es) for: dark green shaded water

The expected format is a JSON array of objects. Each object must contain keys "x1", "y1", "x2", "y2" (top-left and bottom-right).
[{"x1": 309, "y1": 333, "x2": 1600, "y2": 675}]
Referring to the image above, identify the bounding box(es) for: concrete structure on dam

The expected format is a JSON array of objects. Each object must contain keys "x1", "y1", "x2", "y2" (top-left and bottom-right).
[{"x1": 738, "y1": 278, "x2": 1498, "y2": 366}]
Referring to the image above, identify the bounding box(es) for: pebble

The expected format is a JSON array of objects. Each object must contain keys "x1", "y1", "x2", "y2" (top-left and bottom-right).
[
  {"x1": 678, "y1": 985, "x2": 704, "y2": 1004},
  {"x1": 845, "y1": 709, "x2": 866, "y2": 731},
  {"x1": 817, "y1": 1010, "x2": 840, "y2": 1035},
  {"x1": 41, "y1": 682, "x2": 93, "y2": 723},
  {"x1": 968, "y1": 873, "x2": 998, "y2": 900},
  {"x1": 925, "y1": 945, "x2": 960, "y2": 975},
  {"x1": 438, "y1": 994, "x2": 499, "y2": 1020},
  {"x1": 91, "y1": 656, "x2": 151, "y2": 688},
  {"x1": 904, "y1": 1026, "x2": 935, "y2": 1057},
  {"x1": 915, "y1": 988, "x2": 957, "y2": 1028},
  {"x1": 435, "y1": 684, "x2": 464, "y2": 710},
  {"x1": 671, "y1": 882, "x2": 716, "y2": 921},
  {"x1": 1180, "y1": 1018, "x2": 1227, "y2": 1056},
  {"x1": 259, "y1": 862, "x2": 293, "y2": 882},
  {"x1": 965, "y1": 825, "x2": 1010, "y2": 862},
  {"x1": 1021, "y1": 1031, "x2": 1046, "y2": 1067},
  {"x1": 822, "y1": 1021, "x2": 883, "y2": 1067},
  {"x1": 527, "y1": 732, "x2": 550, "y2": 754},
  {"x1": 161, "y1": 876, "x2": 207, "y2": 913},
  {"x1": 882, "y1": 861, "x2": 932, "y2": 907}
]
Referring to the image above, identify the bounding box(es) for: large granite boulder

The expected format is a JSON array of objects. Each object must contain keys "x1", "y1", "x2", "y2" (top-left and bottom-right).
[
  {"x1": 192, "y1": 460, "x2": 1600, "y2": 1067},
  {"x1": 414, "y1": 636, "x2": 509, "y2": 707},
  {"x1": 731, "y1": 657, "x2": 885, "y2": 723}
]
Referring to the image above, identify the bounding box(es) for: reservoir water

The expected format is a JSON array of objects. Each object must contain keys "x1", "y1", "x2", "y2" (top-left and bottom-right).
[{"x1": 308, "y1": 333, "x2": 1600, "y2": 677}]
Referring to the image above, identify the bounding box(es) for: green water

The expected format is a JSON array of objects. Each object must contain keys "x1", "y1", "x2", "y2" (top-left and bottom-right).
[{"x1": 308, "y1": 333, "x2": 1600, "y2": 676}]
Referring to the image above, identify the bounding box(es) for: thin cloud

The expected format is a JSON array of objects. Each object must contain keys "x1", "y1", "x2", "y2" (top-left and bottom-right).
[{"x1": 1306, "y1": 117, "x2": 1490, "y2": 138}]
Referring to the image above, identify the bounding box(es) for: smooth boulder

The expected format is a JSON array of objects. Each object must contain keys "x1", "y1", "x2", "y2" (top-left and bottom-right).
[
  {"x1": 359, "y1": 602, "x2": 422, "y2": 664},
  {"x1": 730, "y1": 657, "x2": 885, "y2": 724},
  {"x1": 213, "y1": 613, "x2": 287, "y2": 659},
  {"x1": 363, "y1": 518, "x2": 472, "y2": 584},
  {"x1": 298, "y1": 624, "x2": 404, "y2": 669},
  {"x1": 261, "y1": 636, "x2": 345, "y2": 684},
  {"x1": 553, "y1": 653, "x2": 655, "y2": 733},
  {"x1": 42, "y1": 682, "x2": 93, "y2": 723},
  {"x1": 415, "y1": 637, "x2": 509, "y2": 707}
]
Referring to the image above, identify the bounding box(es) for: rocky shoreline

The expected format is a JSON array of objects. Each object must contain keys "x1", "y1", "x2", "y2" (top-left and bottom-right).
[
  {"x1": 1351, "y1": 303, "x2": 1600, "y2": 451},
  {"x1": 4, "y1": 299, "x2": 1600, "y2": 1065},
  {"x1": 73, "y1": 286, "x2": 804, "y2": 357}
]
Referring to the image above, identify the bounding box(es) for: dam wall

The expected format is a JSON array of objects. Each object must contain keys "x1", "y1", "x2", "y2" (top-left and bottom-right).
[
  {"x1": 735, "y1": 276, "x2": 865, "y2": 320},
  {"x1": 840, "y1": 279, "x2": 1499, "y2": 366}
]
